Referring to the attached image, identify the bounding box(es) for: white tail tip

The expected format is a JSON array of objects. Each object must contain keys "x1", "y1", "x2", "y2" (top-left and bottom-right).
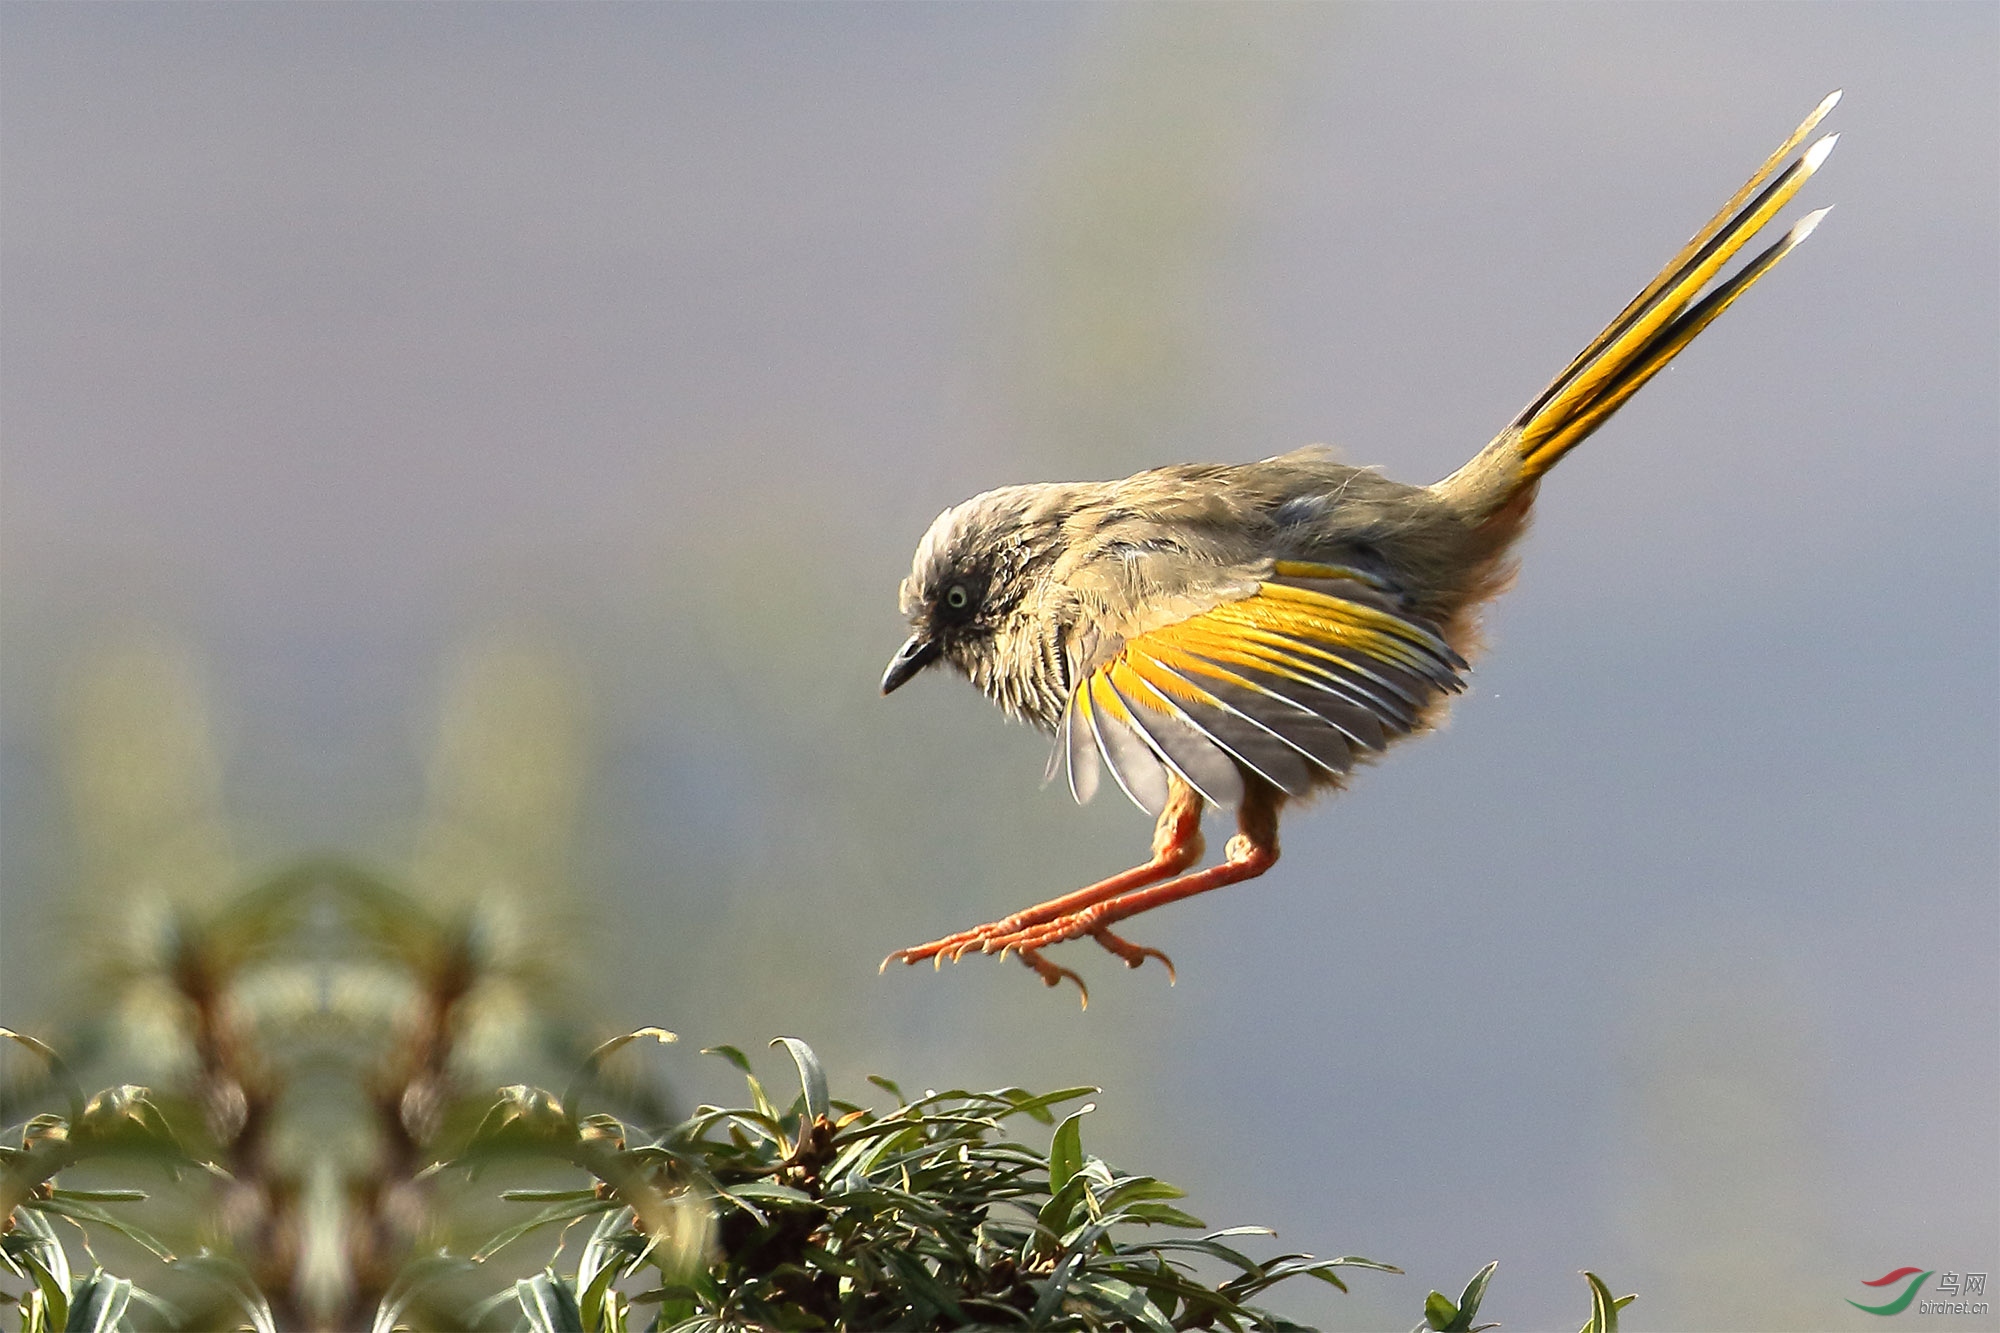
[
  {"x1": 1802, "y1": 132, "x2": 1839, "y2": 173},
  {"x1": 1789, "y1": 205, "x2": 1834, "y2": 244}
]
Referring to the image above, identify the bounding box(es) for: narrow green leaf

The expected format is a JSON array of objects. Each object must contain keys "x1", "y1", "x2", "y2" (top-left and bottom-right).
[
  {"x1": 743, "y1": 1073, "x2": 777, "y2": 1122},
  {"x1": 576, "y1": 1267, "x2": 617, "y2": 1333},
  {"x1": 472, "y1": 1198, "x2": 618, "y2": 1262},
  {"x1": 165, "y1": 1255, "x2": 276, "y2": 1333},
  {"x1": 1048, "y1": 1105, "x2": 1090, "y2": 1196},
  {"x1": 576, "y1": 1207, "x2": 637, "y2": 1333},
  {"x1": 563, "y1": 1029, "x2": 677, "y2": 1119},
  {"x1": 880, "y1": 1249, "x2": 964, "y2": 1323},
  {"x1": 17, "y1": 1249, "x2": 66, "y2": 1331},
  {"x1": 1326, "y1": 1254, "x2": 1404, "y2": 1275},
  {"x1": 62, "y1": 1273, "x2": 131, "y2": 1333},
  {"x1": 1578, "y1": 1271, "x2": 1634, "y2": 1333},
  {"x1": 1029, "y1": 1217, "x2": 1117, "y2": 1326},
  {"x1": 369, "y1": 1253, "x2": 479, "y2": 1333},
  {"x1": 122, "y1": 1284, "x2": 187, "y2": 1329},
  {"x1": 1144, "y1": 1234, "x2": 1268, "y2": 1274},
  {"x1": 707, "y1": 1186, "x2": 770, "y2": 1227},
  {"x1": 0, "y1": 1029, "x2": 85, "y2": 1122},
  {"x1": 702, "y1": 1045, "x2": 752, "y2": 1075},
  {"x1": 1114, "y1": 1202, "x2": 1206, "y2": 1229},
  {"x1": 1458, "y1": 1260, "x2": 1498, "y2": 1324},
  {"x1": 1036, "y1": 1175, "x2": 1091, "y2": 1248},
  {"x1": 796, "y1": 1244, "x2": 864, "y2": 1281},
  {"x1": 1028, "y1": 1248, "x2": 1088, "y2": 1327},
  {"x1": 28, "y1": 1199, "x2": 174, "y2": 1262},
  {"x1": 770, "y1": 1038, "x2": 829, "y2": 1124},
  {"x1": 998, "y1": 1085, "x2": 1099, "y2": 1124},
  {"x1": 501, "y1": 1188, "x2": 602, "y2": 1202},
  {"x1": 1067, "y1": 1273, "x2": 1177, "y2": 1333},
  {"x1": 517, "y1": 1271, "x2": 586, "y2": 1333},
  {"x1": 1108, "y1": 1263, "x2": 1253, "y2": 1323},
  {"x1": 1099, "y1": 1177, "x2": 1186, "y2": 1210},
  {"x1": 723, "y1": 1181, "x2": 816, "y2": 1207}
]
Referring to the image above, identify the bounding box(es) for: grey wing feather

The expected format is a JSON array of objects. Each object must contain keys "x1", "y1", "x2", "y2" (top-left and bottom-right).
[
  {"x1": 1105, "y1": 677, "x2": 1246, "y2": 809},
  {"x1": 1061, "y1": 690, "x2": 1100, "y2": 805},
  {"x1": 1150, "y1": 661, "x2": 1354, "y2": 783},
  {"x1": 1086, "y1": 696, "x2": 1171, "y2": 816}
]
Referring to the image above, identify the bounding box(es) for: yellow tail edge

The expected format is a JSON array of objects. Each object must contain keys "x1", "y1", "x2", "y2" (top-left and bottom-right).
[{"x1": 1439, "y1": 92, "x2": 1838, "y2": 509}]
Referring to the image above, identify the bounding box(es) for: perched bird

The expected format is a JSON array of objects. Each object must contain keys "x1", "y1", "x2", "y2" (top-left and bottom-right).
[{"x1": 881, "y1": 95, "x2": 1838, "y2": 1000}]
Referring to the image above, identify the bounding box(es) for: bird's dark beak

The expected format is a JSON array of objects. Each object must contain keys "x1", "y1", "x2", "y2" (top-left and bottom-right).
[{"x1": 880, "y1": 633, "x2": 942, "y2": 695}]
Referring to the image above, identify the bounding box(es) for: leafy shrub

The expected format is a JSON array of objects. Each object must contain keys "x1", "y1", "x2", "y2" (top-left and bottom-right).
[{"x1": 430, "y1": 1034, "x2": 1397, "y2": 1332}]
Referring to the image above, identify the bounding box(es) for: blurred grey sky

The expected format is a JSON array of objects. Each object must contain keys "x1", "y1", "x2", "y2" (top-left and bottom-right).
[{"x1": 3, "y1": 5, "x2": 1995, "y2": 1329}]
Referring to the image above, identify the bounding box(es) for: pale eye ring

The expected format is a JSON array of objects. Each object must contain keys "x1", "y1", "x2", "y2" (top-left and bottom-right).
[{"x1": 944, "y1": 584, "x2": 970, "y2": 611}]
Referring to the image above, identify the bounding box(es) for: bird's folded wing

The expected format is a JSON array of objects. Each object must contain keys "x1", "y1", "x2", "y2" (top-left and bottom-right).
[{"x1": 1060, "y1": 563, "x2": 1467, "y2": 814}]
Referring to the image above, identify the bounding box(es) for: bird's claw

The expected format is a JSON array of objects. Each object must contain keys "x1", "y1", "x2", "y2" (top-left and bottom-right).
[
  {"x1": 1011, "y1": 948, "x2": 1088, "y2": 1006},
  {"x1": 1091, "y1": 929, "x2": 1176, "y2": 983}
]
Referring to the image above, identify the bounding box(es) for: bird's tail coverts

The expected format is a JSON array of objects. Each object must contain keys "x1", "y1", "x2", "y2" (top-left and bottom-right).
[{"x1": 1438, "y1": 92, "x2": 1838, "y2": 513}]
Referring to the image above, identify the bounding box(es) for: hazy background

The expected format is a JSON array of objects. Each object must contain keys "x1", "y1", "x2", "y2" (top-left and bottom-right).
[{"x1": 3, "y1": 4, "x2": 1994, "y2": 1328}]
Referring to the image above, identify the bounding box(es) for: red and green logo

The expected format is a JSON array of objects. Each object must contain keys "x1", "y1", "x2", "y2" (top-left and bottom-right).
[{"x1": 1849, "y1": 1268, "x2": 1933, "y2": 1316}]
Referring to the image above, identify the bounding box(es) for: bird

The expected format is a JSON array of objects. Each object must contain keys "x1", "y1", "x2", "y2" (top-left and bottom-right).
[{"x1": 879, "y1": 94, "x2": 1839, "y2": 1002}]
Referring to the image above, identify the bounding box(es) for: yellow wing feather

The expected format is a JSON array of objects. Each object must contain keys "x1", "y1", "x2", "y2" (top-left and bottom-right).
[{"x1": 1062, "y1": 578, "x2": 1466, "y2": 811}]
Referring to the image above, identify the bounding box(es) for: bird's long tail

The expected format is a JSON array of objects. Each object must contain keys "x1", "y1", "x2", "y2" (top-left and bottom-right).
[{"x1": 1436, "y1": 92, "x2": 1838, "y2": 520}]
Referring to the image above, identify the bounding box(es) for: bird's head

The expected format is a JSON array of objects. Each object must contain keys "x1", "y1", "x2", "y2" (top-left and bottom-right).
[{"x1": 880, "y1": 484, "x2": 1075, "y2": 708}]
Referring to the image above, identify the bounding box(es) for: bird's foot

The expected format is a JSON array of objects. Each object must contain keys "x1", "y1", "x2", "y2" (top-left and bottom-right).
[
  {"x1": 979, "y1": 912, "x2": 1173, "y2": 979},
  {"x1": 881, "y1": 921, "x2": 1092, "y2": 1004},
  {"x1": 879, "y1": 916, "x2": 1029, "y2": 972},
  {"x1": 973, "y1": 906, "x2": 1113, "y2": 959}
]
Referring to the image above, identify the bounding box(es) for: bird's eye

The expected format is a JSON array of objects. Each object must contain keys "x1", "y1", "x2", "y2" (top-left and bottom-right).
[{"x1": 944, "y1": 584, "x2": 971, "y2": 611}]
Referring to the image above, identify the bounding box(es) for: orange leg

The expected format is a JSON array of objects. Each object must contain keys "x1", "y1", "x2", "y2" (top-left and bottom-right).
[
  {"x1": 882, "y1": 781, "x2": 1207, "y2": 987},
  {"x1": 987, "y1": 786, "x2": 1281, "y2": 965}
]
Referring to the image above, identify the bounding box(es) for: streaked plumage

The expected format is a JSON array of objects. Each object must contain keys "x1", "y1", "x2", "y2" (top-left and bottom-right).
[{"x1": 881, "y1": 95, "x2": 1839, "y2": 1000}]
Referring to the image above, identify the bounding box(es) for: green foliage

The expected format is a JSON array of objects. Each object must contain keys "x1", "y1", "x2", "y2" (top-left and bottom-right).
[
  {"x1": 430, "y1": 1037, "x2": 1397, "y2": 1332},
  {"x1": 5, "y1": 1018, "x2": 1641, "y2": 1332},
  {"x1": 1419, "y1": 1260, "x2": 1499, "y2": 1333},
  {"x1": 1414, "y1": 1261, "x2": 1635, "y2": 1333},
  {"x1": 1578, "y1": 1271, "x2": 1638, "y2": 1333}
]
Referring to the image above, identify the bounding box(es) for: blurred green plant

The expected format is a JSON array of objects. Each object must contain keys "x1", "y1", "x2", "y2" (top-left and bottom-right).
[{"x1": 0, "y1": 855, "x2": 625, "y2": 1331}]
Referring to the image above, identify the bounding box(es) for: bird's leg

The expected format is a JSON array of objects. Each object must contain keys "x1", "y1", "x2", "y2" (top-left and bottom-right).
[
  {"x1": 882, "y1": 779, "x2": 1205, "y2": 971},
  {"x1": 984, "y1": 787, "x2": 1282, "y2": 961}
]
